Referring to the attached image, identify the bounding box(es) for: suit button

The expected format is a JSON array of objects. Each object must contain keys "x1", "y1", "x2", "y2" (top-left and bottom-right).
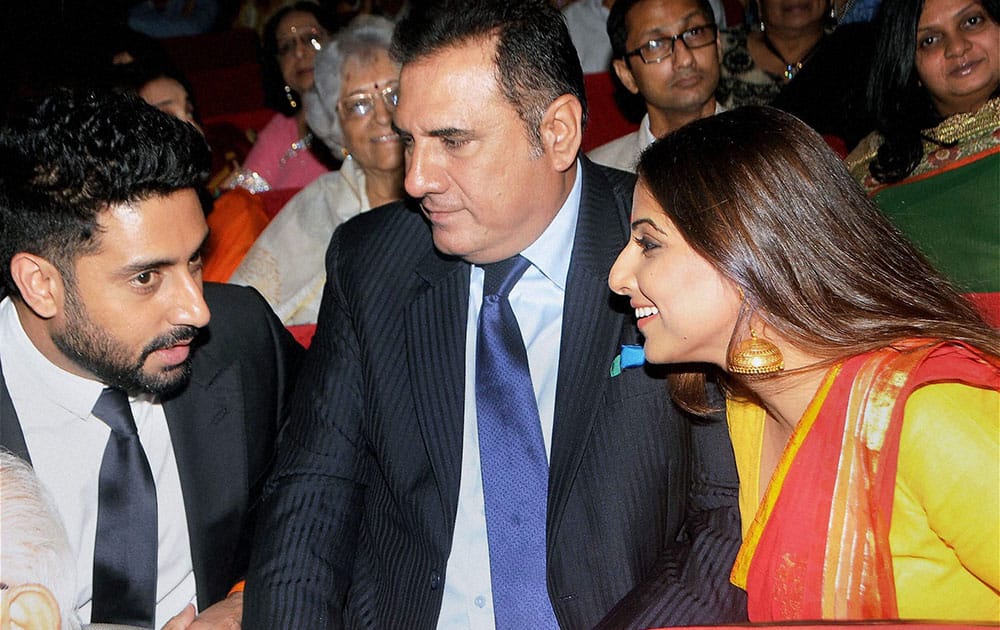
[{"x1": 429, "y1": 570, "x2": 442, "y2": 590}]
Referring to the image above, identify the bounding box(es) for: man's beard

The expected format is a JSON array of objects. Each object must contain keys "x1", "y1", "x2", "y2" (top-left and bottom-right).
[{"x1": 52, "y1": 287, "x2": 200, "y2": 397}]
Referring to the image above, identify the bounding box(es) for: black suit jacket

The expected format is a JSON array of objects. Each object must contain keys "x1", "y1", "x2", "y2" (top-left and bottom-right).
[
  {"x1": 0, "y1": 283, "x2": 302, "y2": 612},
  {"x1": 245, "y1": 158, "x2": 745, "y2": 628}
]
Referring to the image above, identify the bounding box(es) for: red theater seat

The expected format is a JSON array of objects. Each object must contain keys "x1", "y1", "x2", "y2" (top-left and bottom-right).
[{"x1": 582, "y1": 71, "x2": 640, "y2": 153}]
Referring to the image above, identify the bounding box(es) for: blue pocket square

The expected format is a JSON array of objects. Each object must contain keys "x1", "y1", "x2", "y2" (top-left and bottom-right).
[{"x1": 610, "y1": 344, "x2": 645, "y2": 377}]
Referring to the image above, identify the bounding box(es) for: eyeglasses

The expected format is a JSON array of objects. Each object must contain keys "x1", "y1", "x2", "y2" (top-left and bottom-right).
[
  {"x1": 276, "y1": 27, "x2": 328, "y2": 58},
  {"x1": 338, "y1": 83, "x2": 399, "y2": 119},
  {"x1": 624, "y1": 24, "x2": 718, "y2": 64}
]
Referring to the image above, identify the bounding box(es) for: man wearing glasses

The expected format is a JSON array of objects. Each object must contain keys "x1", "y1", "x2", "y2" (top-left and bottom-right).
[{"x1": 589, "y1": 0, "x2": 723, "y2": 172}]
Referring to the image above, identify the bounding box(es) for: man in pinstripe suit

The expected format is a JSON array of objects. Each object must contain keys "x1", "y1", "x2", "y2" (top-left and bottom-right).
[{"x1": 245, "y1": 1, "x2": 746, "y2": 627}]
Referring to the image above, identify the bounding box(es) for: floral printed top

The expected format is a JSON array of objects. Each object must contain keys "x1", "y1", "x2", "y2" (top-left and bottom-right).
[{"x1": 717, "y1": 26, "x2": 784, "y2": 110}]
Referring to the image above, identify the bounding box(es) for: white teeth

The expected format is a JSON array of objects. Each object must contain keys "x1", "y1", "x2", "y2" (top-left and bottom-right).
[{"x1": 635, "y1": 306, "x2": 659, "y2": 319}]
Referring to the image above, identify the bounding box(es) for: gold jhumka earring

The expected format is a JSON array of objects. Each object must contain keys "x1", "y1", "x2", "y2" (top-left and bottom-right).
[
  {"x1": 727, "y1": 328, "x2": 785, "y2": 377},
  {"x1": 727, "y1": 289, "x2": 784, "y2": 377}
]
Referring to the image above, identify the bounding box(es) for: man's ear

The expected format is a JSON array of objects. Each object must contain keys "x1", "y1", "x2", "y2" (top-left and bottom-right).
[
  {"x1": 5, "y1": 583, "x2": 62, "y2": 630},
  {"x1": 540, "y1": 93, "x2": 584, "y2": 172},
  {"x1": 612, "y1": 57, "x2": 640, "y2": 95},
  {"x1": 9, "y1": 253, "x2": 65, "y2": 319}
]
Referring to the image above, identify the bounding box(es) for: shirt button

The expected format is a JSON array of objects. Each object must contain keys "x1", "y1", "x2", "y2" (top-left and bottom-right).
[
  {"x1": 474, "y1": 595, "x2": 486, "y2": 608},
  {"x1": 429, "y1": 570, "x2": 442, "y2": 590}
]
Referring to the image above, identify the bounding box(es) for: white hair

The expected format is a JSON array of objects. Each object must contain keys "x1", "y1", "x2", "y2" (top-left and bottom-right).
[
  {"x1": 0, "y1": 450, "x2": 81, "y2": 630},
  {"x1": 305, "y1": 14, "x2": 398, "y2": 155}
]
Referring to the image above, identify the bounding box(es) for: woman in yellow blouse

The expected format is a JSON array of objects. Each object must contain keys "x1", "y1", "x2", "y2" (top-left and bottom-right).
[{"x1": 608, "y1": 106, "x2": 999, "y2": 622}]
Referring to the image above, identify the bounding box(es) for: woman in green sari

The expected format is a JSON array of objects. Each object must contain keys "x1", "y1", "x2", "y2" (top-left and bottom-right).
[{"x1": 847, "y1": 0, "x2": 999, "y2": 324}]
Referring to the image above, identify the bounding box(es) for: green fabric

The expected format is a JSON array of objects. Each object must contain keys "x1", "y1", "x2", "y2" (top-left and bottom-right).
[{"x1": 873, "y1": 152, "x2": 1000, "y2": 293}]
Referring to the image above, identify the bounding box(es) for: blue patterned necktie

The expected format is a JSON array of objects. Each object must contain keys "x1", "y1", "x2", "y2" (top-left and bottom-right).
[
  {"x1": 476, "y1": 255, "x2": 558, "y2": 629},
  {"x1": 91, "y1": 387, "x2": 158, "y2": 627}
]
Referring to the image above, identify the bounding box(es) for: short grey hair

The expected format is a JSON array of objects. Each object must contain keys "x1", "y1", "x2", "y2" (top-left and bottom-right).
[
  {"x1": 0, "y1": 450, "x2": 81, "y2": 630},
  {"x1": 306, "y1": 14, "x2": 398, "y2": 155}
]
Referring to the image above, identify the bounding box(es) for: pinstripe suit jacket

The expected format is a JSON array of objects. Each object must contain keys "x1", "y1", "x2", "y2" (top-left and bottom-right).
[{"x1": 245, "y1": 158, "x2": 746, "y2": 628}]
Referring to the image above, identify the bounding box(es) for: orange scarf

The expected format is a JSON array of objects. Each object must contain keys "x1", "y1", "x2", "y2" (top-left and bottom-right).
[{"x1": 733, "y1": 340, "x2": 999, "y2": 620}]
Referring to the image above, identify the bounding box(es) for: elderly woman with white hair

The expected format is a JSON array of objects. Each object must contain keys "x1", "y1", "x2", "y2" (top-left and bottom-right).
[
  {"x1": 0, "y1": 450, "x2": 82, "y2": 630},
  {"x1": 230, "y1": 14, "x2": 404, "y2": 327}
]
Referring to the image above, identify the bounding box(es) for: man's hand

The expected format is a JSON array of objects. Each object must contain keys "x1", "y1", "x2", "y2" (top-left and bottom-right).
[{"x1": 161, "y1": 593, "x2": 243, "y2": 630}]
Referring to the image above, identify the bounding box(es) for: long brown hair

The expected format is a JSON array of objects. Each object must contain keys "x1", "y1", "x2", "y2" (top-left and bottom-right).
[{"x1": 635, "y1": 106, "x2": 999, "y2": 411}]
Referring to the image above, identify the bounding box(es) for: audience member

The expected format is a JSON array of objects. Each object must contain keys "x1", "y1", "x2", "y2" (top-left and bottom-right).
[
  {"x1": 0, "y1": 450, "x2": 82, "y2": 630},
  {"x1": 232, "y1": 2, "x2": 339, "y2": 192},
  {"x1": 244, "y1": 0, "x2": 745, "y2": 627},
  {"x1": 717, "y1": 0, "x2": 831, "y2": 108},
  {"x1": 717, "y1": 0, "x2": 877, "y2": 149},
  {"x1": 230, "y1": 15, "x2": 403, "y2": 326},
  {"x1": 135, "y1": 71, "x2": 202, "y2": 131},
  {"x1": 103, "y1": 60, "x2": 270, "y2": 284},
  {"x1": 847, "y1": 0, "x2": 999, "y2": 320},
  {"x1": 766, "y1": 19, "x2": 877, "y2": 151},
  {"x1": 563, "y1": 0, "x2": 726, "y2": 73},
  {"x1": 589, "y1": 0, "x2": 723, "y2": 171},
  {"x1": 105, "y1": 60, "x2": 202, "y2": 132},
  {"x1": 610, "y1": 105, "x2": 999, "y2": 622},
  {"x1": 0, "y1": 88, "x2": 302, "y2": 628}
]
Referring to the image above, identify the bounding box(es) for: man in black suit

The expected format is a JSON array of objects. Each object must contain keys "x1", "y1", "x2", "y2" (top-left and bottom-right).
[
  {"x1": 0, "y1": 88, "x2": 301, "y2": 628},
  {"x1": 245, "y1": 1, "x2": 745, "y2": 627}
]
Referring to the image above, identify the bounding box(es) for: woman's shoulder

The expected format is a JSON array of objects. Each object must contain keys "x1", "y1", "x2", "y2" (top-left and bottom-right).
[
  {"x1": 719, "y1": 25, "x2": 756, "y2": 75},
  {"x1": 844, "y1": 130, "x2": 882, "y2": 183},
  {"x1": 922, "y1": 97, "x2": 1000, "y2": 161},
  {"x1": 718, "y1": 26, "x2": 783, "y2": 108},
  {"x1": 253, "y1": 112, "x2": 297, "y2": 144}
]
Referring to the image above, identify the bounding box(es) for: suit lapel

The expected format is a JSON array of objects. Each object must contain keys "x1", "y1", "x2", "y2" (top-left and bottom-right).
[
  {"x1": 548, "y1": 160, "x2": 632, "y2": 544},
  {"x1": 405, "y1": 249, "x2": 470, "y2": 535},
  {"x1": 0, "y1": 359, "x2": 31, "y2": 463},
  {"x1": 162, "y1": 338, "x2": 246, "y2": 601}
]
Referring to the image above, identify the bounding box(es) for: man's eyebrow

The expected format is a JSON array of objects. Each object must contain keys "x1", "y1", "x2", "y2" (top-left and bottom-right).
[
  {"x1": 115, "y1": 257, "x2": 174, "y2": 278},
  {"x1": 113, "y1": 231, "x2": 210, "y2": 278},
  {"x1": 428, "y1": 127, "x2": 473, "y2": 140}
]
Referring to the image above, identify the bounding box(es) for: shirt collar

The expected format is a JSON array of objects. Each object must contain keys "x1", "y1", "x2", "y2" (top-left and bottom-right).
[
  {"x1": 519, "y1": 158, "x2": 584, "y2": 292},
  {"x1": 638, "y1": 114, "x2": 656, "y2": 151},
  {"x1": 640, "y1": 102, "x2": 726, "y2": 151},
  {"x1": 1, "y1": 296, "x2": 111, "y2": 421}
]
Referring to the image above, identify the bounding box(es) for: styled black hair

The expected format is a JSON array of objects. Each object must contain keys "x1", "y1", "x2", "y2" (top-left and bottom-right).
[
  {"x1": 0, "y1": 88, "x2": 210, "y2": 297},
  {"x1": 866, "y1": 0, "x2": 1000, "y2": 182},
  {"x1": 391, "y1": 0, "x2": 588, "y2": 147},
  {"x1": 607, "y1": 0, "x2": 717, "y2": 60}
]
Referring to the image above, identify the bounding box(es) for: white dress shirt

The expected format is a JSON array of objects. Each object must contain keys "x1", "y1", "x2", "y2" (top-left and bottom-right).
[
  {"x1": 588, "y1": 103, "x2": 727, "y2": 173},
  {"x1": 0, "y1": 297, "x2": 197, "y2": 628},
  {"x1": 437, "y1": 163, "x2": 584, "y2": 628}
]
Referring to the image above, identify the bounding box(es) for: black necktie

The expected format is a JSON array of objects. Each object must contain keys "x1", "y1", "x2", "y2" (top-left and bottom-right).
[
  {"x1": 91, "y1": 387, "x2": 158, "y2": 627},
  {"x1": 476, "y1": 256, "x2": 558, "y2": 628}
]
